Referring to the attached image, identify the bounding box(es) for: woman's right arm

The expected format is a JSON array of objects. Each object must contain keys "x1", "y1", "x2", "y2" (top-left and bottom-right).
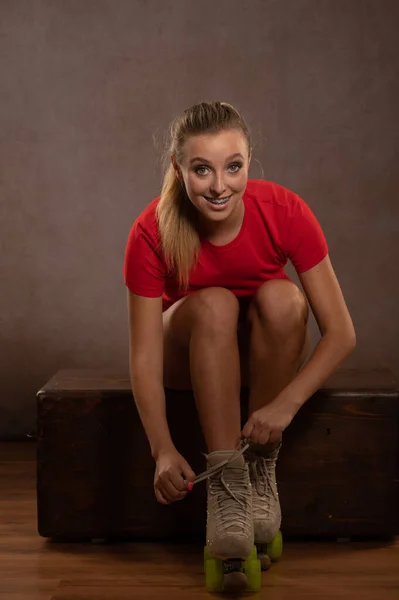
[
  {"x1": 126, "y1": 290, "x2": 173, "y2": 459},
  {"x1": 127, "y1": 290, "x2": 196, "y2": 504}
]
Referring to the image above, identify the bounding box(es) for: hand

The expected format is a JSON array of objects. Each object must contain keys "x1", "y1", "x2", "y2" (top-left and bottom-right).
[
  {"x1": 241, "y1": 396, "x2": 298, "y2": 445},
  {"x1": 154, "y1": 447, "x2": 196, "y2": 505}
]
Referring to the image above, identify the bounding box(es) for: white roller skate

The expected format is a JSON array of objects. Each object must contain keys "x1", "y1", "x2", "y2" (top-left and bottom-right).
[
  {"x1": 244, "y1": 441, "x2": 283, "y2": 570},
  {"x1": 194, "y1": 442, "x2": 262, "y2": 593}
]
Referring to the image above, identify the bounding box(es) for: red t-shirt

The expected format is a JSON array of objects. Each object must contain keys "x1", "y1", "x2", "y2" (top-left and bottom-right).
[{"x1": 123, "y1": 179, "x2": 328, "y2": 311}]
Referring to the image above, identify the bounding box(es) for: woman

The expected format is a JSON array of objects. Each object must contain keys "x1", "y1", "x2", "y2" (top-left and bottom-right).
[{"x1": 123, "y1": 101, "x2": 356, "y2": 560}]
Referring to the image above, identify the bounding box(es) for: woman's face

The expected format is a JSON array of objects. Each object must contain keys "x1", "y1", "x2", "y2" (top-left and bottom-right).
[{"x1": 174, "y1": 129, "x2": 251, "y2": 225}]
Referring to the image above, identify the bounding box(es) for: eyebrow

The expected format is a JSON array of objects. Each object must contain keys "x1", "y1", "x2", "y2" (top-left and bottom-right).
[{"x1": 189, "y1": 153, "x2": 244, "y2": 165}]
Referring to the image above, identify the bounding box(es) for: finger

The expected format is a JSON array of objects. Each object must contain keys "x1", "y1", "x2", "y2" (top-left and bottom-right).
[
  {"x1": 156, "y1": 481, "x2": 175, "y2": 503},
  {"x1": 159, "y1": 486, "x2": 176, "y2": 504},
  {"x1": 269, "y1": 431, "x2": 281, "y2": 444},
  {"x1": 161, "y1": 477, "x2": 186, "y2": 501},
  {"x1": 252, "y1": 424, "x2": 269, "y2": 445},
  {"x1": 180, "y1": 463, "x2": 196, "y2": 485},
  {"x1": 169, "y1": 470, "x2": 188, "y2": 494},
  {"x1": 258, "y1": 430, "x2": 271, "y2": 445},
  {"x1": 241, "y1": 419, "x2": 255, "y2": 439},
  {"x1": 155, "y1": 488, "x2": 169, "y2": 505}
]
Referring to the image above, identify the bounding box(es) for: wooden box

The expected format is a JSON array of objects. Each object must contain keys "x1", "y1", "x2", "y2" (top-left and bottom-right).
[{"x1": 36, "y1": 368, "x2": 398, "y2": 540}]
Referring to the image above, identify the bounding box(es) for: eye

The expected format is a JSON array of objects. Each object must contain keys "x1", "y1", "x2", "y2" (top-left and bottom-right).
[
  {"x1": 194, "y1": 166, "x2": 210, "y2": 176},
  {"x1": 228, "y1": 162, "x2": 242, "y2": 173}
]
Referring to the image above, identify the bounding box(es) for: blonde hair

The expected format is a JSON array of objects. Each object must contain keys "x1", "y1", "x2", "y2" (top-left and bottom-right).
[{"x1": 156, "y1": 101, "x2": 251, "y2": 288}]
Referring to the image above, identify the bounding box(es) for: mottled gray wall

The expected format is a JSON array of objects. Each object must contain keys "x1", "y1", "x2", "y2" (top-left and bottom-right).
[{"x1": 1, "y1": 0, "x2": 398, "y2": 439}]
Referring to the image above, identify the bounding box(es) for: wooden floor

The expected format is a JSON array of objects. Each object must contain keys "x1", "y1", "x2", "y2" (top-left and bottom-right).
[{"x1": 1, "y1": 443, "x2": 398, "y2": 600}]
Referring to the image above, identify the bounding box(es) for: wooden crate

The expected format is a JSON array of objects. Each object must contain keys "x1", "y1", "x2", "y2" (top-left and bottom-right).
[{"x1": 36, "y1": 368, "x2": 398, "y2": 540}]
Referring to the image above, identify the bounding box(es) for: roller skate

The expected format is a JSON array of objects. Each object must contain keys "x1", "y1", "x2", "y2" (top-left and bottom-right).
[
  {"x1": 196, "y1": 444, "x2": 262, "y2": 593},
  {"x1": 245, "y1": 441, "x2": 283, "y2": 570}
]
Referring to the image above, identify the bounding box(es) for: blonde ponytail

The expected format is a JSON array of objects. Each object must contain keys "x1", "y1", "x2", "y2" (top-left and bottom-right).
[{"x1": 156, "y1": 164, "x2": 200, "y2": 289}]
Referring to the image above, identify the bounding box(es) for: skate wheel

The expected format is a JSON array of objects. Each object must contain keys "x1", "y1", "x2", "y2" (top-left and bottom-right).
[
  {"x1": 247, "y1": 545, "x2": 258, "y2": 561},
  {"x1": 243, "y1": 546, "x2": 258, "y2": 572},
  {"x1": 244, "y1": 558, "x2": 261, "y2": 592},
  {"x1": 267, "y1": 529, "x2": 283, "y2": 561},
  {"x1": 203, "y1": 546, "x2": 212, "y2": 572},
  {"x1": 223, "y1": 571, "x2": 248, "y2": 593},
  {"x1": 259, "y1": 552, "x2": 272, "y2": 571},
  {"x1": 205, "y1": 557, "x2": 224, "y2": 592}
]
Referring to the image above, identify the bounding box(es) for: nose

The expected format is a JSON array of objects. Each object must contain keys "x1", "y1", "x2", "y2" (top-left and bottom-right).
[{"x1": 209, "y1": 172, "x2": 227, "y2": 197}]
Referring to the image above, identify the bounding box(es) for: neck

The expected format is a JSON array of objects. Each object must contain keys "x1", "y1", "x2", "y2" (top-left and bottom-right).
[{"x1": 200, "y1": 198, "x2": 245, "y2": 244}]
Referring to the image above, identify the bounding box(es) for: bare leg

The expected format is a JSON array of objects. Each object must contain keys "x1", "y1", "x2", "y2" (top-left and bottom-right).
[
  {"x1": 247, "y1": 280, "x2": 310, "y2": 449},
  {"x1": 239, "y1": 280, "x2": 310, "y2": 549},
  {"x1": 248, "y1": 280, "x2": 309, "y2": 409},
  {"x1": 163, "y1": 287, "x2": 241, "y2": 452},
  {"x1": 163, "y1": 289, "x2": 254, "y2": 559}
]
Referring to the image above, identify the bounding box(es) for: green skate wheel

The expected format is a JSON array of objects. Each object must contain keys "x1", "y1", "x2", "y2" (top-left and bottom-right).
[
  {"x1": 267, "y1": 529, "x2": 283, "y2": 561},
  {"x1": 244, "y1": 558, "x2": 261, "y2": 592},
  {"x1": 203, "y1": 546, "x2": 213, "y2": 573},
  {"x1": 246, "y1": 545, "x2": 258, "y2": 561},
  {"x1": 243, "y1": 545, "x2": 258, "y2": 570},
  {"x1": 205, "y1": 558, "x2": 224, "y2": 592}
]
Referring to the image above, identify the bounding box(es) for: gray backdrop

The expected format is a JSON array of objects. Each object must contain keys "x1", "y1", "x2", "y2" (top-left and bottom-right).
[{"x1": 1, "y1": 0, "x2": 398, "y2": 439}]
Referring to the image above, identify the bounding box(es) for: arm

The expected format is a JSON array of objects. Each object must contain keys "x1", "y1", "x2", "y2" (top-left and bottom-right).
[
  {"x1": 127, "y1": 290, "x2": 196, "y2": 503},
  {"x1": 242, "y1": 254, "x2": 356, "y2": 442},
  {"x1": 284, "y1": 253, "x2": 356, "y2": 410},
  {"x1": 127, "y1": 290, "x2": 174, "y2": 459}
]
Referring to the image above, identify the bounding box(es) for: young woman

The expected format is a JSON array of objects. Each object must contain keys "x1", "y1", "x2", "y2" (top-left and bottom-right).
[{"x1": 124, "y1": 101, "x2": 356, "y2": 560}]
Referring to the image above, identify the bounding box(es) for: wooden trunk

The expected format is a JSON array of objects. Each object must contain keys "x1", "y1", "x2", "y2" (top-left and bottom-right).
[{"x1": 36, "y1": 368, "x2": 398, "y2": 540}]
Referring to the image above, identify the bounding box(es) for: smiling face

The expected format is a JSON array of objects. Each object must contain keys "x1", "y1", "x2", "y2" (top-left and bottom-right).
[{"x1": 173, "y1": 128, "x2": 251, "y2": 231}]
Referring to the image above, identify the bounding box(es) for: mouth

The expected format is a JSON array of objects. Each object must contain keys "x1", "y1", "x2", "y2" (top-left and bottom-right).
[{"x1": 204, "y1": 194, "x2": 232, "y2": 206}]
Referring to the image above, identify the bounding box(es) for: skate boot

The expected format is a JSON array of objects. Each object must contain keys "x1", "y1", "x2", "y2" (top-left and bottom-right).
[
  {"x1": 203, "y1": 449, "x2": 261, "y2": 592},
  {"x1": 245, "y1": 441, "x2": 283, "y2": 569},
  {"x1": 205, "y1": 449, "x2": 254, "y2": 559}
]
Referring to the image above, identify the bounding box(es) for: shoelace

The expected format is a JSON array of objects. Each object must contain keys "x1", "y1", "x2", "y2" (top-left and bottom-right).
[
  {"x1": 249, "y1": 453, "x2": 278, "y2": 507},
  {"x1": 190, "y1": 438, "x2": 250, "y2": 486},
  {"x1": 210, "y1": 464, "x2": 252, "y2": 534}
]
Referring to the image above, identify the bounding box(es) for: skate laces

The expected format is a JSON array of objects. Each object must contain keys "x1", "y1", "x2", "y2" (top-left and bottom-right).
[
  {"x1": 210, "y1": 463, "x2": 252, "y2": 534},
  {"x1": 250, "y1": 457, "x2": 277, "y2": 499},
  {"x1": 191, "y1": 438, "x2": 252, "y2": 536},
  {"x1": 247, "y1": 446, "x2": 280, "y2": 514},
  {"x1": 192, "y1": 438, "x2": 250, "y2": 485}
]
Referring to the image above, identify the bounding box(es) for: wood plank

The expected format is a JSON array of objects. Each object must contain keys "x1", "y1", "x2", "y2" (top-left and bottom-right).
[{"x1": 38, "y1": 367, "x2": 397, "y2": 395}]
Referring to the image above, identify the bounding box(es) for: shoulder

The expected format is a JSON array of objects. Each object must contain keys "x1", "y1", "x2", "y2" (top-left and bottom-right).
[
  {"x1": 245, "y1": 179, "x2": 299, "y2": 214},
  {"x1": 133, "y1": 196, "x2": 160, "y2": 230},
  {"x1": 245, "y1": 179, "x2": 297, "y2": 206},
  {"x1": 128, "y1": 195, "x2": 161, "y2": 241}
]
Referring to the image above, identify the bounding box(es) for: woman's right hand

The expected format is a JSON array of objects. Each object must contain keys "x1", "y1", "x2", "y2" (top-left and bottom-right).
[{"x1": 154, "y1": 447, "x2": 196, "y2": 505}]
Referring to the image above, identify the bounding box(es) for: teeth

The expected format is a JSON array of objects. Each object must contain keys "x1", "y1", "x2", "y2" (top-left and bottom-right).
[{"x1": 206, "y1": 195, "x2": 232, "y2": 205}]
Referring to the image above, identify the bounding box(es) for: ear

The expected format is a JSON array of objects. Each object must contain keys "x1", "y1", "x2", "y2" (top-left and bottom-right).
[{"x1": 171, "y1": 155, "x2": 182, "y2": 180}]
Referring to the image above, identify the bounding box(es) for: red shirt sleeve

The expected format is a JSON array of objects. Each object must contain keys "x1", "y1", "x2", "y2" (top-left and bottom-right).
[
  {"x1": 283, "y1": 192, "x2": 328, "y2": 273},
  {"x1": 123, "y1": 218, "x2": 166, "y2": 297}
]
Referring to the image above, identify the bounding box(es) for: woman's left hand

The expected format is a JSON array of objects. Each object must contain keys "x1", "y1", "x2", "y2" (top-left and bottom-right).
[{"x1": 241, "y1": 395, "x2": 299, "y2": 445}]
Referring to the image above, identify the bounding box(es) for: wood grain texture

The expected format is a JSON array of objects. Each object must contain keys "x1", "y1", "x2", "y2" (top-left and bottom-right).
[{"x1": 1, "y1": 443, "x2": 399, "y2": 599}]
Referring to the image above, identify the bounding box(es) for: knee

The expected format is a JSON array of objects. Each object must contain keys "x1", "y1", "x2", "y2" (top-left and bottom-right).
[
  {"x1": 190, "y1": 287, "x2": 239, "y2": 333},
  {"x1": 249, "y1": 280, "x2": 308, "y2": 333}
]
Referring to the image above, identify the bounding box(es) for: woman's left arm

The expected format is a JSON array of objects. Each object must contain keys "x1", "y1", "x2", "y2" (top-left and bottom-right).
[
  {"x1": 287, "y1": 253, "x2": 356, "y2": 408},
  {"x1": 242, "y1": 254, "x2": 356, "y2": 443}
]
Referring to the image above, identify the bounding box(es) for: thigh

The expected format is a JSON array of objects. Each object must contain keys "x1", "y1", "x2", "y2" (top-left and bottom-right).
[{"x1": 162, "y1": 288, "x2": 241, "y2": 390}]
